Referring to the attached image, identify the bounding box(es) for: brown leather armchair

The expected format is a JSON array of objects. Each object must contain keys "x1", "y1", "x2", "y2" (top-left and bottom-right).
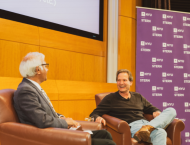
[
  {"x1": 95, "y1": 92, "x2": 185, "y2": 145},
  {"x1": 0, "y1": 89, "x2": 102, "y2": 145}
]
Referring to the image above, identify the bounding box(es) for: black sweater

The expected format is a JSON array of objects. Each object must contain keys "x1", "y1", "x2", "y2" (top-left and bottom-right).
[{"x1": 90, "y1": 91, "x2": 160, "y2": 124}]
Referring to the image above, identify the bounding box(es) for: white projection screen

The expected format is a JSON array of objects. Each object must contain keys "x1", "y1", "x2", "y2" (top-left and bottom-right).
[{"x1": 0, "y1": 0, "x2": 103, "y2": 41}]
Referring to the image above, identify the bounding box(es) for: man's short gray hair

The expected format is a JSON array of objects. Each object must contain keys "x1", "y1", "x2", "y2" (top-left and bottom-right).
[{"x1": 19, "y1": 52, "x2": 45, "y2": 77}]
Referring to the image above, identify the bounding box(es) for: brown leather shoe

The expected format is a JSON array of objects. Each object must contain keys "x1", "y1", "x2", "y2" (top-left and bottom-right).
[{"x1": 134, "y1": 125, "x2": 155, "y2": 142}]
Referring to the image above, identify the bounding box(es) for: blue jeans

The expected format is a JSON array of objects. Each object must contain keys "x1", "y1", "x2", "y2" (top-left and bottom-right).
[{"x1": 129, "y1": 107, "x2": 176, "y2": 145}]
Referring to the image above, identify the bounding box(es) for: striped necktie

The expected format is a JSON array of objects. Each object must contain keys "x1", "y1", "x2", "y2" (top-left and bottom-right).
[{"x1": 41, "y1": 89, "x2": 58, "y2": 117}]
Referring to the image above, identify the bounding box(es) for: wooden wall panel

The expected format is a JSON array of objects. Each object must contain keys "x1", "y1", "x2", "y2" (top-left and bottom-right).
[
  {"x1": 0, "y1": 40, "x2": 39, "y2": 77},
  {"x1": 51, "y1": 101, "x2": 59, "y2": 113},
  {"x1": 119, "y1": 0, "x2": 136, "y2": 18},
  {"x1": 0, "y1": 18, "x2": 39, "y2": 45},
  {"x1": 58, "y1": 100, "x2": 96, "y2": 121},
  {"x1": 0, "y1": 0, "x2": 108, "y2": 83},
  {"x1": 41, "y1": 80, "x2": 59, "y2": 101},
  {"x1": 0, "y1": 77, "x2": 117, "y2": 121},
  {"x1": 41, "y1": 48, "x2": 107, "y2": 82},
  {"x1": 39, "y1": 28, "x2": 105, "y2": 56},
  {"x1": 118, "y1": 0, "x2": 137, "y2": 92},
  {"x1": 40, "y1": 47, "x2": 57, "y2": 80},
  {"x1": 0, "y1": 77, "x2": 22, "y2": 90},
  {"x1": 118, "y1": 17, "x2": 136, "y2": 92},
  {"x1": 56, "y1": 80, "x2": 118, "y2": 100}
]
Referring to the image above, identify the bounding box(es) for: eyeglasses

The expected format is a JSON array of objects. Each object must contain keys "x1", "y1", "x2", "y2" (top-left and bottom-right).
[{"x1": 41, "y1": 63, "x2": 49, "y2": 69}]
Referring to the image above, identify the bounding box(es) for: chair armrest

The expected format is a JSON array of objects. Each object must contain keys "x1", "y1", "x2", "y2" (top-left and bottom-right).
[
  {"x1": 102, "y1": 114, "x2": 131, "y2": 133},
  {"x1": 165, "y1": 119, "x2": 185, "y2": 145},
  {"x1": 76, "y1": 120, "x2": 102, "y2": 130},
  {"x1": 0, "y1": 122, "x2": 91, "y2": 145},
  {"x1": 102, "y1": 114, "x2": 132, "y2": 145}
]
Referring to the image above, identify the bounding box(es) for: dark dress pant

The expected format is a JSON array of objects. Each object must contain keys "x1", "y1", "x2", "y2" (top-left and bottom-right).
[{"x1": 91, "y1": 130, "x2": 116, "y2": 145}]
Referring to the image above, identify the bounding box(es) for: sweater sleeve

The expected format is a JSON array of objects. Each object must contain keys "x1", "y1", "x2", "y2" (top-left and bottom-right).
[
  {"x1": 141, "y1": 95, "x2": 161, "y2": 114},
  {"x1": 90, "y1": 95, "x2": 111, "y2": 120}
]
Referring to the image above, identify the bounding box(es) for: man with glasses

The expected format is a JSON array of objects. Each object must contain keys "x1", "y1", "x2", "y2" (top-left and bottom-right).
[{"x1": 13, "y1": 52, "x2": 116, "y2": 145}]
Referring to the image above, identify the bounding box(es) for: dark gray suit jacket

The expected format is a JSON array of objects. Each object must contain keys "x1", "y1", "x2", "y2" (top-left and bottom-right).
[{"x1": 13, "y1": 78, "x2": 68, "y2": 128}]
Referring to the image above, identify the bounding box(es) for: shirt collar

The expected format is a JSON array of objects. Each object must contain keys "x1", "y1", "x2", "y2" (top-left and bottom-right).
[{"x1": 26, "y1": 78, "x2": 42, "y2": 90}]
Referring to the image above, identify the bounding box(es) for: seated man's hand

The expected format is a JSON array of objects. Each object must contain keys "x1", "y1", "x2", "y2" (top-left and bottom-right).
[
  {"x1": 64, "y1": 117, "x2": 80, "y2": 128},
  {"x1": 153, "y1": 111, "x2": 161, "y2": 118},
  {"x1": 95, "y1": 116, "x2": 106, "y2": 126}
]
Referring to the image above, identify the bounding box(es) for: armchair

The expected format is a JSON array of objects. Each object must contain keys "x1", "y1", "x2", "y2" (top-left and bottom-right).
[
  {"x1": 95, "y1": 92, "x2": 185, "y2": 145},
  {"x1": 0, "y1": 89, "x2": 102, "y2": 145}
]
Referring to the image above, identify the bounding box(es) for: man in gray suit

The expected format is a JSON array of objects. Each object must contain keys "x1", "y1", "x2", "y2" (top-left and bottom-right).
[{"x1": 14, "y1": 52, "x2": 116, "y2": 145}]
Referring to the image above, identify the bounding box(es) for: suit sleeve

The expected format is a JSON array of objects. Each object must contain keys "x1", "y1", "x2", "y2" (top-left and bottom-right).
[
  {"x1": 141, "y1": 95, "x2": 161, "y2": 114},
  {"x1": 16, "y1": 90, "x2": 68, "y2": 129},
  {"x1": 90, "y1": 95, "x2": 111, "y2": 120}
]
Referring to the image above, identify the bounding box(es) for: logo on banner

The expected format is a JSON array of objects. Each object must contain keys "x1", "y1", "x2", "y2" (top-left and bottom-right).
[
  {"x1": 152, "y1": 57, "x2": 163, "y2": 62},
  {"x1": 140, "y1": 41, "x2": 152, "y2": 52},
  {"x1": 152, "y1": 86, "x2": 163, "y2": 96},
  {"x1": 173, "y1": 28, "x2": 184, "y2": 33},
  {"x1": 152, "y1": 57, "x2": 163, "y2": 68},
  {"x1": 152, "y1": 86, "x2": 163, "y2": 91},
  {"x1": 162, "y1": 72, "x2": 172, "y2": 83},
  {"x1": 184, "y1": 44, "x2": 190, "y2": 49},
  {"x1": 174, "y1": 86, "x2": 185, "y2": 91},
  {"x1": 162, "y1": 14, "x2": 173, "y2": 19},
  {"x1": 173, "y1": 29, "x2": 183, "y2": 38},
  {"x1": 174, "y1": 86, "x2": 185, "y2": 97},
  {"x1": 140, "y1": 71, "x2": 151, "y2": 82},
  {"x1": 185, "y1": 132, "x2": 190, "y2": 137},
  {"x1": 173, "y1": 28, "x2": 184, "y2": 38},
  {"x1": 184, "y1": 73, "x2": 190, "y2": 78},
  {"x1": 141, "y1": 12, "x2": 145, "y2": 16},
  {"x1": 140, "y1": 72, "x2": 151, "y2": 77},
  {"x1": 163, "y1": 14, "x2": 173, "y2": 25},
  {"x1": 185, "y1": 102, "x2": 190, "y2": 107},
  {"x1": 185, "y1": 109, "x2": 190, "y2": 112},
  {"x1": 183, "y1": 17, "x2": 190, "y2": 26},
  {"x1": 162, "y1": 72, "x2": 173, "y2": 77},
  {"x1": 163, "y1": 102, "x2": 174, "y2": 107},
  {"x1": 185, "y1": 132, "x2": 190, "y2": 142},
  {"x1": 162, "y1": 43, "x2": 173, "y2": 53},
  {"x1": 152, "y1": 86, "x2": 163, "y2": 97},
  {"x1": 152, "y1": 33, "x2": 162, "y2": 37},
  {"x1": 140, "y1": 79, "x2": 150, "y2": 82},
  {"x1": 183, "y1": 23, "x2": 190, "y2": 27},
  {"x1": 174, "y1": 59, "x2": 184, "y2": 63},
  {"x1": 174, "y1": 59, "x2": 184, "y2": 69},
  {"x1": 152, "y1": 26, "x2": 163, "y2": 31},
  {"x1": 183, "y1": 44, "x2": 190, "y2": 54},
  {"x1": 183, "y1": 16, "x2": 190, "y2": 21},
  {"x1": 141, "y1": 41, "x2": 152, "y2": 46},
  {"x1": 141, "y1": 12, "x2": 152, "y2": 17},
  {"x1": 184, "y1": 73, "x2": 190, "y2": 83},
  {"x1": 141, "y1": 12, "x2": 152, "y2": 23},
  {"x1": 162, "y1": 43, "x2": 173, "y2": 48}
]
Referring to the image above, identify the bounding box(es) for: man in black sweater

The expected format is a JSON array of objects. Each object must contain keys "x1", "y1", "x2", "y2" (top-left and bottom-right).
[{"x1": 90, "y1": 69, "x2": 176, "y2": 145}]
